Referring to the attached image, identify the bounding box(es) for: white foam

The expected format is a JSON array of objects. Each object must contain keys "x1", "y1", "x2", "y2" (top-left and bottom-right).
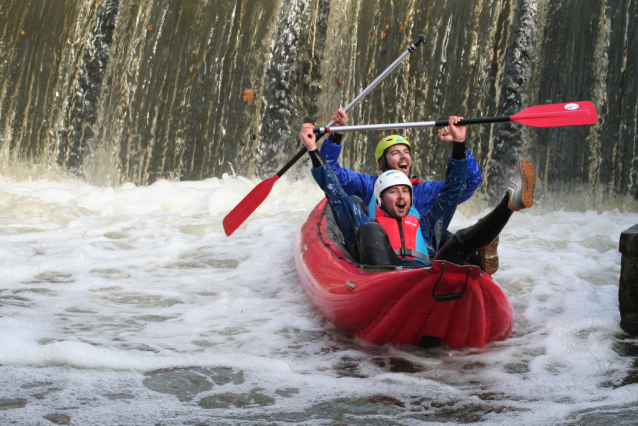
[{"x1": 1, "y1": 174, "x2": 637, "y2": 424}]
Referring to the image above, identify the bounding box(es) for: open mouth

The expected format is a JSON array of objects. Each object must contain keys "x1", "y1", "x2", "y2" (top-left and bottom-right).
[
  {"x1": 398, "y1": 162, "x2": 409, "y2": 171},
  {"x1": 396, "y1": 202, "x2": 407, "y2": 212}
]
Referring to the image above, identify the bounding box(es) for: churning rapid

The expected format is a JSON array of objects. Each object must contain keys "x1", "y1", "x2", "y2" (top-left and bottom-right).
[
  {"x1": 0, "y1": 0, "x2": 637, "y2": 424},
  {"x1": 0, "y1": 174, "x2": 637, "y2": 424}
]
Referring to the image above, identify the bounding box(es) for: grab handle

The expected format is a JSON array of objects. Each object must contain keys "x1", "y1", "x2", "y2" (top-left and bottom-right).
[{"x1": 432, "y1": 264, "x2": 472, "y2": 302}]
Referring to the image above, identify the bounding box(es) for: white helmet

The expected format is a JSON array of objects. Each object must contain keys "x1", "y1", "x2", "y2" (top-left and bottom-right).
[{"x1": 373, "y1": 170, "x2": 413, "y2": 209}]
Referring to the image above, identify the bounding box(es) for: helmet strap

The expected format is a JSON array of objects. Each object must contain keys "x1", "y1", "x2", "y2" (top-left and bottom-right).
[{"x1": 378, "y1": 157, "x2": 388, "y2": 172}]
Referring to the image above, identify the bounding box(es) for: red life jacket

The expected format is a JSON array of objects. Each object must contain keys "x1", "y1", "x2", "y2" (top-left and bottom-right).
[{"x1": 374, "y1": 214, "x2": 429, "y2": 262}]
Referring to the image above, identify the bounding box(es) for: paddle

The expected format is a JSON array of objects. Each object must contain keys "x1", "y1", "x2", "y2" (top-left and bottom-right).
[
  {"x1": 312, "y1": 101, "x2": 599, "y2": 134},
  {"x1": 223, "y1": 35, "x2": 427, "y2": 236}
]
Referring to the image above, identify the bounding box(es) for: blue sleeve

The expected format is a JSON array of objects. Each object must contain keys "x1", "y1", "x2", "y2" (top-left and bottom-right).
[
  {"x1": 419, "y1": 157, "x2": 468, "y2": 256},
  {"x1": 319, "y1": 140, "x2": 377, "y2": 204},
  {"x1": 412, "y1": 148, "x2": 482, "y2": 214},
  {"x1": 461, "y1": 149, "x2": 482, "y2": 204},
  {"x1": 311, "y1": 164, "x2": 372, "y2": 250}
]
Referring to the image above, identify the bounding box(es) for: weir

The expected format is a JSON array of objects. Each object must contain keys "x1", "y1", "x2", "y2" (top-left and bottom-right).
[{"x1": 0, "y1": 0, "x2": 636, "y2": 207}]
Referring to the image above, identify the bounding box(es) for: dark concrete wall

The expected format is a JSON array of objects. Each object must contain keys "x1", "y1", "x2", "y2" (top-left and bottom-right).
[{"x1": 619, "y1": 224, "x2": 638, "y2": 335}]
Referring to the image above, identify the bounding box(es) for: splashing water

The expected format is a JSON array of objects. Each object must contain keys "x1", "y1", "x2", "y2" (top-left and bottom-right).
[{"x1": 1, "y1": 172, "x2": 637, "y2": 425}]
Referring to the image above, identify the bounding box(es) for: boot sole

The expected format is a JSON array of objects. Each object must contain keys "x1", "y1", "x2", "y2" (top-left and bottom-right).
[
  {"x1": 519, "y1": 159, "x2": 536, "y2": 208},
  {"x1": 469, "y1": 236, "x2": 499, "y2": 274}
]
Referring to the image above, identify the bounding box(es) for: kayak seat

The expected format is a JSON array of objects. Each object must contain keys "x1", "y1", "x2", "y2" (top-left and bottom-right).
[
  {"x1": 323, "y1": 203, "x2": 359, "y2": 263},
  {"x1": 357, "y1": 222, "x2": 402, "y2": 267}
]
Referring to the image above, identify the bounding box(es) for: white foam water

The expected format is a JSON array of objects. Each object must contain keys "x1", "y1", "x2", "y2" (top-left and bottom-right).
[{"x1": 1, "y1": 173, "x2": 637, "y2": 425}]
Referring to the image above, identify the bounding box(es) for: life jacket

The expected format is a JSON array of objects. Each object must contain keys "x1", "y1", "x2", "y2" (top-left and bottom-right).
[{"x1": 374, "y1": 214, "x2": 430, "y2": 264}]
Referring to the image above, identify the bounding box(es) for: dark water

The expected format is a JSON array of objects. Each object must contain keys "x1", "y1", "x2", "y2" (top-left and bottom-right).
[{"x1": 0, "y1": 0, "x2": 636, "y2": 205}]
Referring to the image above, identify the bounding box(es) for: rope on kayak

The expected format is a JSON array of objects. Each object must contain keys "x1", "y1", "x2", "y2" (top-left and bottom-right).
[{"x1": 317, "y1": 209, "x2": 353, "y2": 264}]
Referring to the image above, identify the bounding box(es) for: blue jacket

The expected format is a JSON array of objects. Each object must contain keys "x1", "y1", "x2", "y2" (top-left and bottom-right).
[
  {"x1": 311, "y1": 155, "x2": 468, "y2": 261},
  {"x1": 319, "y1": 138, "x2": 482, "y2": 215}
]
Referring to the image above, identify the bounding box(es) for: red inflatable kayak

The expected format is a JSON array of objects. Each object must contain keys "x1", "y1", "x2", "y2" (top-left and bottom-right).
[{"x1": 294, "y1": 199, "x2": 514, "y2": 348}]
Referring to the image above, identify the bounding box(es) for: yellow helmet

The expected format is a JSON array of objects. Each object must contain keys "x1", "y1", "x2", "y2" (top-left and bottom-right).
[{"x1": 375, "y1": 135, "x2": 412, "y2": 165}]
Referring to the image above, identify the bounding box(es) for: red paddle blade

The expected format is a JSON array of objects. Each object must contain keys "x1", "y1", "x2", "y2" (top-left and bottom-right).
[
  {"x1": 223, "y1": 175, "x2": 279, "y2": 236},
  {"x1": 512, "y1": 101, "x2": 598, "y2": 127}
]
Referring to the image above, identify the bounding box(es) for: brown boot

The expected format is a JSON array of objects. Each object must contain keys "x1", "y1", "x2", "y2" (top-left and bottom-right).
[{"x1": 469, "y1": 236, "x2": 499, "y2": 274}]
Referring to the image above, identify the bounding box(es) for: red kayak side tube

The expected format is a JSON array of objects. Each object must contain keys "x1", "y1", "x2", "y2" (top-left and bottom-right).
[{"x1": 294, "y1": 199, "x2": 514, "y2": 348}]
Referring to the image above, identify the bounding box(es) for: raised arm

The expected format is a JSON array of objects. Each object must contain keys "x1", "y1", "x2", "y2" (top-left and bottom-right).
[
  {"x1": 300, "y1": 123, "x2": 371, "y2": 256},
  {"x1": 319, "y1": 108, "x2": 377, "y2": 204},
  {"x1": 413, "y1": 117, "x2": 481, "y2": 213},
  {"x1": 417, "y1": 117, "x2": 468, "y2": 255}
]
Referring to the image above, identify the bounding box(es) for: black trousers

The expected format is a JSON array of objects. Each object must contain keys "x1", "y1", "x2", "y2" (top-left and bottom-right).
[{"x1": 357, "y1": 195, "x2": 512, "y2": 267}]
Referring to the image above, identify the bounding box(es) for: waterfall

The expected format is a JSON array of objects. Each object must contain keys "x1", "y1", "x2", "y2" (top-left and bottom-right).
[{"x1": 0, "y1": 0, "x2": 636, "y2": 208}]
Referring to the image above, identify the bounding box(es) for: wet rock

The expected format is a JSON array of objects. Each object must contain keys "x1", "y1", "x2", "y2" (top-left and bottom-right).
[
  {"x1": 198, "y1": 389, "x2": 275, "y2": 409},
  {"x1": 0, "y1": 398, "x2": 27, "y2": 410},
  {"x1": 105, "y1": 393, "x2": 134, "y2": 400},
  {"x1": 44, "y1": 413, "x2": 71, "y2": 425},
  {"x1": 143, "y1": 367, "x2": 244, "y2": 402},
  {"x1": 619, "y1": 224, "x2": 638, "y2": 335}
]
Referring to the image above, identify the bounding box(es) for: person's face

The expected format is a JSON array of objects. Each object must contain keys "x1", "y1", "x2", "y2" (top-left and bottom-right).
[
  {"x1": 383, "y1": 144, "x2": 412, "y2": 176},
  {"x1": 381, "y1": 185, "x2": 412, "y2": 218}
]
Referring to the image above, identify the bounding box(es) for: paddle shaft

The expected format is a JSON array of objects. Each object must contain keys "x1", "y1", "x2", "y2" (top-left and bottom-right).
[
  {"x1": 314, "y1": 117, "x2": 511, "y2": 134},
  {"x1": 274, "y1": 34, "x2": 427, "y2": 177},
  {"x1": 276, "y1": 146, "x2": 309, "y2": 177},
  {"x1": 435, "y1": 117, "x2": 511, "y2": 126}
]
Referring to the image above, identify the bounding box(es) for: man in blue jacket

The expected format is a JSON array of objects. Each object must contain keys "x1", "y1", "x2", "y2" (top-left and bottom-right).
[
  {"x1": 320, "y1": 107, "x2": 482, "y2": 217},
  {"x1": 300, "y1": 118, "x2": 536, "y2": 268},
  {"x1": 301, "y1": 116, "x2": 467, "y2": 265},
  {"x1": 318, "y1": 108, "x2": 496, "y2": 271}
]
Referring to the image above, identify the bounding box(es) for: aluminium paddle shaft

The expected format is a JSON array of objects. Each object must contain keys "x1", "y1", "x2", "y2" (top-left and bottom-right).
[
  {"x1": 275, "y1": 34, "x2": 427, "y2": 178},
  {"x1": 313, "y1": 118, "x2": 510, "y2": 134}
]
